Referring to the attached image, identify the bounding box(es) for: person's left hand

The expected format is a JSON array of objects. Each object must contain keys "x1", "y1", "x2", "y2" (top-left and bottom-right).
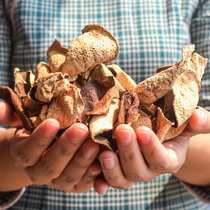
[{"x1": 94, "y1": 123, "x2": 190, "y2": 194}]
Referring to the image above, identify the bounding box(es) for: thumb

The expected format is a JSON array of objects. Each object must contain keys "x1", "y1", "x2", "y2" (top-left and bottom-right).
[
  {"x1": 189, "y1": 107, "x2": 210, "y2": 134},
  {"x1": 0, "y1": 101, "x2": 21, "y2": 127}
]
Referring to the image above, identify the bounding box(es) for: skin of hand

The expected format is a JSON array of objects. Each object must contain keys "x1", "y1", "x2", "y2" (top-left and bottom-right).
[
  {"x1": 0, "y1": 101, "x2": 102, "y2": 193},
  {"x1": 95, "y1": 107, "x2": 210, "y2": 194}
]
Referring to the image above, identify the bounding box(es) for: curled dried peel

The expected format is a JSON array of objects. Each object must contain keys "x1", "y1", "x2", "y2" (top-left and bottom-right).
[
  {"x1": 135, "y1": 65, "x2": 183, "y2": 105},
  {"x1": 179, "y1": 45, "x2": 207, "y2": 81},
  {"x1": 156, "y1": 107, "x2": 174, "y2": 143},
  {"x1": 34, "y1": 62, "x2": 51, "y2": 81},
  {"x1": 190, "y1": 52, "x2": 207, "y2": 81},
  {"x1": 134, "y1": 44, "x2": 207, "y2": 142},
  {"x1": 165, "y1": 71, "x2": 200, "y2": 127},
  {"x1": 85, "y1": 86, "x2": 120, "y2": 116},
  {"x1": 60, "y1": 24, "x2": 119, "y2": 81},
  {"x1": 164, "y1": 120, "x2": 189, "y2": 141},
  {"x1": 91, "y1": 64, "x2": 123, "y2": 92},
  {"x1": 129, "y1": 110, "x2": 152, "y2": 133},
  {"x1": 89, "y1": 98, "x2": 120, "y2": 151},
  {"x1": 47, "y1": 39, "x2": 68, "y2": 73},
  {"x1": 0, "y1": 86, "x2": 34, "y2": 131},
  {"x1": 14, "y1": 68, "x2": 35, "y2": 98},
  {"x1": 107, "y1": 64, "x2": 137, "y2": 90},
  {"x1": 35, "y1": 72, "x2": 71, "y2": 103},
  {"x1": 81, "y1": 81, "x2": 108, "y2": 114},
  {"x1": 22, "y1": 87, "x2": 43, "y2": 111},
  {"x1": 35, "y1": 84, "x2": 84, "y2": 129}
]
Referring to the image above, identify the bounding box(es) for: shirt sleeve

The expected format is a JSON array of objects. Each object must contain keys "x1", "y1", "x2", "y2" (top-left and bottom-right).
[
  {"x1": 182, "y1": 182, "x2": 210, "y2": 204},
  {"x1": 183, "y1": 0, "x2": 210, "y2": 204},
  {"x1": 190, "y1": 0, "x2": 210, "y2": 110},
  {"x1": 0, "y1": 0, "x2": 13, "y2": 88},
  {"x1": 0, "y1": 2, "x2": 25, "y2": 210},
  {"x1": 0, "y1": 189, "x2": 25, "y2": 210}
]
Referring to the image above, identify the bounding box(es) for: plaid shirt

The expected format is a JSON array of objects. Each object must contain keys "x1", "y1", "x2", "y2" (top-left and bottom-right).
[{"x1": 0, "y1": 0, "x2": 210, "y2": 209}]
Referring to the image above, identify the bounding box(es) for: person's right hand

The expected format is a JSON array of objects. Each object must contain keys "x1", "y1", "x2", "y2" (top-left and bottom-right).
[
  {"x1": 0, "y1": 101, "x2": 102, "y2": 193},
  {"x1": 0, "y1": 101, "x2": 22, "y2": 127},
  {"x1": 10, "y1": 120, "x2": 101, "y2": 193}
]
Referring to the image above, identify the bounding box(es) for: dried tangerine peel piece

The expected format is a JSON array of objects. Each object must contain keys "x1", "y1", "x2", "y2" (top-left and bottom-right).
[
  {"x1": 112, "y1": 89, "x2": 138, "y2": 139},
  {"x1": 60, "y1": 24, "x2": 119, "y2": 81},
  {"x1": 81, "y1": 81, "x2": 107, "y2": 114},
  {"x1": 107, "y1": 64, "x2": 137, "y2": 90},
  {"x1": 91, "y1": 64, "x2": 123, "y2": 92},
  {"x1": 166, "y1": 71, "x2": 200, "y2": 128},
  {"x1": 164, "y1": 120, "x2": 188, "y2": 141},
  {"x1": 180, "y1": 44, "x2": 195, "y2": 66},
  {"x1": 47, "y1": 39, "x2": 68, "y2": 73},
  {"x1": 85, "y1": 86, "x2": 120, "y2": 116},
  {"x1": 116, "y1": 89, "x2": 134, "y2": 126},
  {"x1": 135, "y1": 65, "x2": 183, "y2": 105},
  {"x1": 22, "y1": 90, "x2": 43, "y2": 112},
  {"x1": 35, "y1": 84, "x2": 84, "y2": 129},
  {"x1": 124, "y1": 90, "x2": 152, "y2": 133},
  {"x1": 190, "y1": 52, "x2": 207, "y2": 81},
  {"x1": 14, "y1": 68, "x2": 35, "y2": 98},
  {"x1": 179, "y1": 44, "x2": 207, "y2": 81},
  {"x1": 89, "y1": 98, "x2": 120, "y2": 151},
  {"x1": 125, "y1": 90, "x2": 140, "y2": 124},
  {"x1": 0, "y1": 86, "x2": 34, "y2": 131},
  {"x1": 34, "y1": 62, "x2": 51, "y2": 81},
  {"x1": 155, "y1": 107, "x2": 174, "y2": 143},
  {"x1": 129, "y1": 110, "x2": 152, "y2": 133},
  {"x1": 35, "y1": 72, "x2": 70, "y2": 103},
  {"x1": 156, "y1": 65, "x2": 173, "y2": 73}
]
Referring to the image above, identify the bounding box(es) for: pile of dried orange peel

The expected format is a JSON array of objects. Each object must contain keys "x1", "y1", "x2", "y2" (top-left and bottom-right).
[{"x1": 0, "y1": 24, "x2": 207, "y2": 152}]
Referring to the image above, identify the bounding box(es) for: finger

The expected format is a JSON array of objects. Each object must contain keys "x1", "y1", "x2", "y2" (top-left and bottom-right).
[
  {"x1": 26, "y1": 123, "x2": 89, "y2": 183},
  {"x1": 0, "y1": 101, "x2": 21, "y2": 127},
  {"x1": 10, "y1": 119, "x2": 59, "y2": 169},
  {"x1": 73, "y1": 161, "x2": 102, "y2": 193},
  {"x1": 53, "y1": 139, "x2": 99, "y2": 189},
  {"x1": 100, "y1": 150, "x2": 133, "y2": 190},
  {"x1": 189, "y1": 107, "x2": 210, "y2": 134},
  {"x1": 136, "y1": 126, "x2": 188, "y2": 173},
  {"x1": 115, "y1": 124, "x2": 151, "y2": 182},
  {"x1": 94, "y1": 175, "x2": 110, "y2": 195}
]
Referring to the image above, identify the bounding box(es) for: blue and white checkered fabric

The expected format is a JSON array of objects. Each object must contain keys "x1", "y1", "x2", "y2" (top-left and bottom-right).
[{"x1": 0, "y1": 0, "x2": 210, "y2": 209}]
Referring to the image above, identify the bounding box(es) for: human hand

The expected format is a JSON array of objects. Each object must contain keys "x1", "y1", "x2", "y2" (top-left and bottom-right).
[
  {"x1": 0, "y1": 101, "x2": 22, "y2": 127},
  {"x1": 187, "y1": 107, "x2": 210, "y2": 135},
  {"x1": 96, "y1": 123, "x2": 191, "y2": 193},
  {"x1": 10, "y1": 120, "x2": 101, "y2": 193}
]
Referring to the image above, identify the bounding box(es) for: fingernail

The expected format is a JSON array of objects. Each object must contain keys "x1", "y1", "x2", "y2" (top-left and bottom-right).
[
  {"x1": 102, "y1": 157, "x2": 115, "y2": 170},
  {"x1": 81, "y1": 144, "x2": 98, "y2": 160},
  {"x1": 68, "y1": 124, "x2": 87, "y2": 144},
  {"x1": 117, "y1": 127, "x2": 132, "y2": 146},
  {"x1": 43, "y1": 120, "x2": 59, "y2": 137},
  {"x1": 197, "y1": 109, "x2": 207, "y2": 129},
  {"x1": 138, "y1": 130, "x2": 151, "y2": 145},
  {"x1": 89, "y1": 167, "x2": 101, "y2": 176}
]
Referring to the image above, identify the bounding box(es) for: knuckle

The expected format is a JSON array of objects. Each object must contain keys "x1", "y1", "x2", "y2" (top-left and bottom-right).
[
  {"x1": 74, "y1": 156, "x2": 88, "y2": 168},
  {"x1": 40, "y1": 164, "x2": 58, "y2": 178},
  {"x1": 125, "y1": 172, "x2": 149, "y2": 182},
  {"x1": 15, "y1": 150, "x2": 35, "y2": 167},
  {"x1": 29, "y1": 174, "x2": 40, "y2": 184},
  {"x1": 150, "y1": 160, "x2": 171, "y2": 173},
  {"x1": 81, "y1": 177, "x2": 94, "y2": 185},
  {"x1": 60, "y1": 172, "x2": 78, "y2": 185},
  {"x1": 26, "y1": 170, "x2": 42, "y2": 184},
  {"x1": 58, "y1": 146, "x2": 72, "y2": 157},
  {"x1": 113, "y1": 182, "x2": 133, "y2": 190},
  {"x1": 121, "y1": 151, "x2": 135, "y2": 162},
  {"x1": 35, "y1": 140, "x2": 49, "y2": 149}
]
